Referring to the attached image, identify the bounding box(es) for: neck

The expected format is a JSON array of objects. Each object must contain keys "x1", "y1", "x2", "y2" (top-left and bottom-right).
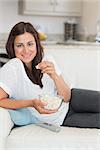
[{"x1": 25, "y1": 62, "x2": 32, "y2": 72}]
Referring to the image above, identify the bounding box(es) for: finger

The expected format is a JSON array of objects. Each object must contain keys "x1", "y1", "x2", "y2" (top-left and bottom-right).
[
  {"x1": 41, "y1": 108, "x2": 57, "y2": 114},
  {"x1": 42, "y1": 68, "x2": 54, "y2": 74},
  {"x1": 36, "y1": 99, "x2": 47, "y2": 107},
  {"x1": 38, "y1": 64, "x2": 47, "y2": 70},
  {"x1": 44, "y1": 61, "x2": 54, "y2": 68},
  {"x1": 38, "y1": 61, "x2": 53, "y2": 69},
  {"x1": 46, "y1": 108, "x2": 58, "y2": 112},
  {"x1": 39, "y1": 101, "x2": 47, "y2": 107},
  {"x1": 38, "y1": 107, "x2": 56, "y2": 114}
]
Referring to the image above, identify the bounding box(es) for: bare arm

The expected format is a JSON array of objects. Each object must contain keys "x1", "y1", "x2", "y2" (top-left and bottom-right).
[
  {"x1": 38, "y1": 61, "x2": 71, "y2": 102},
  {"x1": 0, "y1": 87, "x2": 34, "y2": 109},
  {"x1": 0, "y1": 88, "x2": 57, "y2": 114},
  {"x1": 51, "y1": 74, "x2": 71, "y2": 102}
]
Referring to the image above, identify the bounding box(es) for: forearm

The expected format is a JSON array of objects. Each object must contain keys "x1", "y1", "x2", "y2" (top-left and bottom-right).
[
  {"x1": 52, "y1": 74, "x2": 71, "y2": 102},
  {"x1": 0, "y1": 98, "x2": 33, "y2": 109}
]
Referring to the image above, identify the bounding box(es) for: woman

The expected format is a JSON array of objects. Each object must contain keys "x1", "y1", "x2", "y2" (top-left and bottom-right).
[{"x1": 0, "y1": 21, "x2": 71, "y2": 149}]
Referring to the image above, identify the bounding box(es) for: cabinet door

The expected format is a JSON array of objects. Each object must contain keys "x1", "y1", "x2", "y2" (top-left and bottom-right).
[
  {"x1": 21, "y1": 0, "x2": 54, "y2": 15},
  {"x1": 19, "y1": 0, "x2": 81, "y2": 16},
  {"x1": 54, "y1": 0, "x2": 81, "y2": 16}
]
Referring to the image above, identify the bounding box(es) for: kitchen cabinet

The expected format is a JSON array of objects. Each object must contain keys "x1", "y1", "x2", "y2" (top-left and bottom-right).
[
  {"x1": 43, "y1": 45, "x2": 100, "y2": 91},
  {"x1": 19, "y1": 0, "x2": 82, "y2": 17}
]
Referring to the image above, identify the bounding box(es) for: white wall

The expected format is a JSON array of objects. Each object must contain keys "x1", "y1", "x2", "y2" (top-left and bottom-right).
[{"x1": 0, "y1": 0, "x2": 74, "y2": 35}]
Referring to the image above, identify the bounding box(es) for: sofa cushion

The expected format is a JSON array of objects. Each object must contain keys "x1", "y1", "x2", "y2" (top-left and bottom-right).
[
  {"x1": 8, "y1": 108, "x2": 38, "y2": 126},
  {"x1": 6, "y1": 124, "x2": 100, "y2": 150},
  {"x1": 62, "y1": 88, "x2": 100, "y2": 128},
  {"x1": 70, "y1": 89, "x2": 100, "y2": 113}
]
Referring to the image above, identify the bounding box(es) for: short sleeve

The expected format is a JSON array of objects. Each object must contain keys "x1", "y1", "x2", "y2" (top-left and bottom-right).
[
  {"x1": 43, "y1": 54, "x2": 61, "y2": 76},
  {"x1": 0, "y1": 62, "x2": 17, "y2": 98}
]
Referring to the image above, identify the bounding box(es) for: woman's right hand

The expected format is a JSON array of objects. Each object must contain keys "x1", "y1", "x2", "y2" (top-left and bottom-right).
[{"x1": 32, "y1": 99, "x2": 57, "y2": 114}]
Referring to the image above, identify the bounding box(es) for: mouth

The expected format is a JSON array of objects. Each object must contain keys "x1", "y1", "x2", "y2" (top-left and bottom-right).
[{"x1": 22, "y1": 54, "x2": 32, "y2": 59}]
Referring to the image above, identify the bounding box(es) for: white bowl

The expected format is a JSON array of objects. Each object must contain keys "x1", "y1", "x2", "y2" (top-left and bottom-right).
[{"x1": 39, "y1": 94, "x2": 63, "y2": 110}]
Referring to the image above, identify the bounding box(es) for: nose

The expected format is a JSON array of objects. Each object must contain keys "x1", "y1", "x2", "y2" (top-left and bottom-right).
[{"x1": 23, "y1": 45, "x2": 29, "y2": 53}]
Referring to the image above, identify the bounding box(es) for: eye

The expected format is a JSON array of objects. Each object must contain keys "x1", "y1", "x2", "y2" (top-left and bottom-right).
[
  {"x1": 16, "y1": 44, "x2": 23, "y2": 48},
  {"x1": 28, "y1": 42, "x2": 34, "y2": 46}
]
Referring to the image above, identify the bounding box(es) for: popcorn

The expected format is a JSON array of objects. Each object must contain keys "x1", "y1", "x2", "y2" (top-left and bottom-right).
[
  {"x1": 39, "y1": 94, "x2": 63, "y2": 110},
  {"x1": 36, "y1": 64, "x2": 39, "y2": 69}
]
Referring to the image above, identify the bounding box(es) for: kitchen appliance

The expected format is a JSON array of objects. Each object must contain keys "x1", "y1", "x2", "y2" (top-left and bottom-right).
[{"x1": 64, "y1": 22, "x2": 78, "y2": 41}]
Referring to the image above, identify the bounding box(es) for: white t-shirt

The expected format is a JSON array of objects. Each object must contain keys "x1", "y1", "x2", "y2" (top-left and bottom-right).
[{"x1": 0, "y1": 55, "x2": 69, "y2": 125}]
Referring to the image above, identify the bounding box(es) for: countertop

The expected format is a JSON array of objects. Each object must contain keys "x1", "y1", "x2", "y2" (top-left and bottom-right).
[
  {"x1": 42, "y1": 41, "x2": 100, "y2": 51},
  {"x1": 41, "y1": 40, "x2": 100, "y2": 46}
]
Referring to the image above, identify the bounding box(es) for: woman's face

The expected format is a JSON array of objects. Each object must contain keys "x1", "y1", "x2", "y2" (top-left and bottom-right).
[{"x1": 14, "y1": 32, "x2": 37, "y2": 68}]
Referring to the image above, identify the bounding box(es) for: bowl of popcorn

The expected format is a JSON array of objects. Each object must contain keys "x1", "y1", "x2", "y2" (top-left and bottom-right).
[{"x1": 39, "y1": 94, "x2": 63, "y2": 110}]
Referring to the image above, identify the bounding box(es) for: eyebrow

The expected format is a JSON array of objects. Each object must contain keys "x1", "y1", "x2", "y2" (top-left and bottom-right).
[
  {"x1": 15, "y1": 41, "x2": 35, "y2": 44},
  {"x1": 28, "y1": 41, "x2": 35, "y2": 43}
]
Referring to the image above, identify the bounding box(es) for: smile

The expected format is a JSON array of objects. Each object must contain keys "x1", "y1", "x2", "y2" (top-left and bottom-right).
[{"x1": 22, "y1": 54, "x2": 32, "y2": 59}]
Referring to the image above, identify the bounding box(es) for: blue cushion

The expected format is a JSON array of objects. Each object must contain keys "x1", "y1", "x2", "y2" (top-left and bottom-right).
[{"x1": 8, "y1": 108, "x2": 39, "y2": 126}]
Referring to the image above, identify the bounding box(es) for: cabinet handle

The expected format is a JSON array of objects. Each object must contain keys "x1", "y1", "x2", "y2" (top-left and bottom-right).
[
  {"x1": 50, "y1": 0, "x2": 54, "y2": 5},
  {"x1": 55, "y1": 0, "x2": 58, "y2": 5}
]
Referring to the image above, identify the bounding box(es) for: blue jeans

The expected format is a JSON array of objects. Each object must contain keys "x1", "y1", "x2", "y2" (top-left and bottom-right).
[{"x1": 8, "y1": 108, "x2": 39, "y2": 126}]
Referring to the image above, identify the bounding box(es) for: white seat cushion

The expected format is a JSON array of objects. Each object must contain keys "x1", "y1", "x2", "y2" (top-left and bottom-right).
[{"x1": 6, "y1": 124, "x2": 100, "y2": 150}]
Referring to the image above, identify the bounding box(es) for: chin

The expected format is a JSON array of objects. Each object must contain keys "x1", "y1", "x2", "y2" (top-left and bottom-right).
[{"x1": 21, "y1": 57, "x2": 32, "y2": 63}]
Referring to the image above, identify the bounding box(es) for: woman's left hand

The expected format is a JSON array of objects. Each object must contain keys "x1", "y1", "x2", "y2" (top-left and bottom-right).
[{"x1": 37, "y1": 61, "x2": 57, "y2": 79}]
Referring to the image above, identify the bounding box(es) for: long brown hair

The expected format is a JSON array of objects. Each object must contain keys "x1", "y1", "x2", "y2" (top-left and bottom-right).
[{"x1": 6, "y1": 22, "x2": 44, "y2": 88}]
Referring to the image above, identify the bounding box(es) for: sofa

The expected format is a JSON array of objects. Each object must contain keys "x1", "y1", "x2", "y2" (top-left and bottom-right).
[
  {"x1": 4, "y1": 88, "x2": 100, "y2": 150},
  {"x1": 0, "y1": 54, "x2": 100, "y2": 150}
]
